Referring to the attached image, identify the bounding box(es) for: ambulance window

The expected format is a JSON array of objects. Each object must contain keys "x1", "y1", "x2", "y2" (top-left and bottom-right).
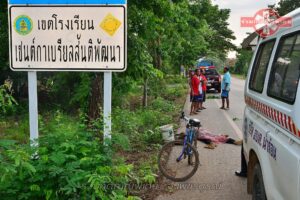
[
  {"x1": 268, "y1": 33, "x2": 300, "y2": 104},
  {"x1": 249, "y1": 40, "x2": 275, "y2": 93}
]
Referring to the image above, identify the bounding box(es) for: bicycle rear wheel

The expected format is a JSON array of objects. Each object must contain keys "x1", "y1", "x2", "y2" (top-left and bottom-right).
[{"x1": 158, "y1": 140, "x2": 199, "y2": 182}]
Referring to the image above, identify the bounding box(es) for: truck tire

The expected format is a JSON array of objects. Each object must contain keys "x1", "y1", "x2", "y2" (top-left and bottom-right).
[{"x1": 252, "y1": 163, "x2": 267, "y2": 200}]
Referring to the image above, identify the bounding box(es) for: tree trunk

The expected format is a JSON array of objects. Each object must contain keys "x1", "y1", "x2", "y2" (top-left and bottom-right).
[
  {"x1": 152, "y1": 38, "x2": 162, "y2": 69},
  {"x1": 88, "y1": 74, "x2": 104, "y2": 121},
  {"x1": 142, "y1": 77, "x2": 148, "y2": 107}
]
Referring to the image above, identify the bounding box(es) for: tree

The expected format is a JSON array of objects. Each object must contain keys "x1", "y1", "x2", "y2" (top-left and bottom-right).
[
  {"x1": 233, "y1": 49, "x2": 253, "y2": 76},
  {"x1": 189, "y1": 0, "x2": 236, "y2": 60},
  {"x1": 0, "y1": 1, "x2": 28, "y2": 100},
  {"x1": 0, "y1": 1, "x2": 8, "y2": 73},
  {"x1": 276, "y1": 0, "x2": 300, "y2": 16}
]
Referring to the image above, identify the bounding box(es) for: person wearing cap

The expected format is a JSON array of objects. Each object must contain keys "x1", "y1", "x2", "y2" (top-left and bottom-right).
[{"x1": 220, "y1": 66, "x2": 231, "y2": 110}]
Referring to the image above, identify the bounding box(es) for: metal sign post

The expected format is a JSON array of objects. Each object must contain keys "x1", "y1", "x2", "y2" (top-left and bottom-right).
[
  {"x1": 28, "y1": 71, "x2": 38, "y2": 146},
  {"x1": 103, "y1": 72, "x2": 112, "y2": 142}
]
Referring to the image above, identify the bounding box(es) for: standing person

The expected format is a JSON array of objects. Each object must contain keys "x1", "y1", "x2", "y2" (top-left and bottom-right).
[
  {"x1": 190, "y1": 69, "x2": 202, "y2": 115},
  {"x1": 196, "y1": 68, "x2": 203, "y2": 112},
  {"x1": 188, "y1": 70, "x2": 195, "y2": 113},
  {"x1": 200, "y1": 69, "x2": 207, "y2": 110},
  {"x1": 220, "y1": 66, "x2": 231, "y2": 110}
]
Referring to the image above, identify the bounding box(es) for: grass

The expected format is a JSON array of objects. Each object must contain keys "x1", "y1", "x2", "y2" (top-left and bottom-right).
[
  {"x1": 206, "y1": 95, "x2": 221, "y2": 99},
  {"x1": 0, "y1": 116, "x2": 29, "y2": 143}
]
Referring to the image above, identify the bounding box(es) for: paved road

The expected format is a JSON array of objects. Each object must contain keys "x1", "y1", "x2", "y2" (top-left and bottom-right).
[{"x1": 156, "y1": 77, "x2": 251, "y2": 200}]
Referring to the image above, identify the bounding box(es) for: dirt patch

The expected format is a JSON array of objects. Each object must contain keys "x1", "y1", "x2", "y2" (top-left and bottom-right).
[{"x1": 130, "y1": 173, "x2": 178, "y2": 200}]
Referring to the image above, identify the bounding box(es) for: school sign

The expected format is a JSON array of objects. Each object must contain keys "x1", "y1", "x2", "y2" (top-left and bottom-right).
[
  {"x1": 8, "y1": 0, "x2": 127, "y2": 71},
  {"x1": 8, "y1": 0, "x2": 127, "y2": 144}
]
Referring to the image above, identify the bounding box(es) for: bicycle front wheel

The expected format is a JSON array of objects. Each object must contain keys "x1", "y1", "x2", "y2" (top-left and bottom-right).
[{"x1": 158, "y1": 140, "x2": 199, "y2": 182}]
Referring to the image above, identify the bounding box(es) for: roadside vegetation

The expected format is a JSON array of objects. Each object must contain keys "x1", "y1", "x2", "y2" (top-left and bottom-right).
[
  {"x1": 232, "y1": 49, "x2": 253, "y2": 78},
  {"x1": 0, "y1": 76, "x2": 188, "y2": 199}
]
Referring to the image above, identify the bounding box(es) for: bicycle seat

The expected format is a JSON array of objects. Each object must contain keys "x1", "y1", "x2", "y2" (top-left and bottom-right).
[{"x1": 189, "y1": 118, "x2": 201, "y2": 127}]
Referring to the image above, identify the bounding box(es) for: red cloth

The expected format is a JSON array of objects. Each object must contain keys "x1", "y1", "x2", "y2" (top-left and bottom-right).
[
  {"x1": 201, "y1": 75, "x2": 207, "y2": 91},
  {"x1": 191, "y1": 75, "x2": 200, "y2": 95},
  {"x1": 198, "y1": 128, "x2": 228, "y2": 143}
]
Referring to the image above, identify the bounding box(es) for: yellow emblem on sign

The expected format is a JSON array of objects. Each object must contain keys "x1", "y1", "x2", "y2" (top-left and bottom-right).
[
  {"x1": 100, "y1": 13, "x2": 121, "y2": 36},
  {"x1": 14, "y1": 15, "x2": 33, "y2": 36}
]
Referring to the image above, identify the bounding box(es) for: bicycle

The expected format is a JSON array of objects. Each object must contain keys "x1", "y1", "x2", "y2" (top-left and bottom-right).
[{"x1": 158, "y1": 112, "x2": 201, "y2": 182}]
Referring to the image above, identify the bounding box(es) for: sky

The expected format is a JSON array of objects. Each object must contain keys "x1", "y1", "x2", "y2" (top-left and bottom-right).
[{"x1": 212, "y1": 0, "x2": 280, "y2": 58}]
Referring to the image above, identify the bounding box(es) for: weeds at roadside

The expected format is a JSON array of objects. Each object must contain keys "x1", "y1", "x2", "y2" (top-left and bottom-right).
[{"x1": 206, "y1": 95, "x2": 221, "y2": 99}]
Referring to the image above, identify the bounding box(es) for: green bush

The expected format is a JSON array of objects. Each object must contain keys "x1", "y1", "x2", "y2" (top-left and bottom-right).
[
  {"x1": 113, "y1": 108, "x2": 143, "y2": 135},
  {"x1": 137, "y1": 109, "x2": 171, "y2": 131},
  {"x1": 150, "y1": 97, "x2": 176, "y2": 113},
  {"x1": 141, "y1": 129, "x2": 162, "y2": 145},
  {"x1": 112, "y1": 106, "x2": 172, "y2": 149},
  {"x1": 148, "y1": 77, "x2": 167, "y2": 98},
  {"x1": 0, "y1": 113, "x2": 140, "y2": 200},
  {"x1": 165, "y1": 75, "x2": 186, "y2": 85},
  {"x1": 233, "y1": 49, "x2": 253, "y2": 76},
  {"x1": 111, "y1": 133, "x2": 131, "y2": 152},
  {"x1": 163, "y1": 85, "x2": 187, "y2": 101},
  {"x1": 1, "y1": 116, "x2": 29, "y2": 143},
  {"x1": 0, "y1": 80, "x2": 18, "y2": 116}
]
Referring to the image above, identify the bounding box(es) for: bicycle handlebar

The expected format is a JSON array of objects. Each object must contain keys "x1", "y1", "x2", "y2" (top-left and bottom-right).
[
  {"x1": 181, "y1": 112, "x2": 201, "y2": 128},
  {"x1": 180, "y1": 112, "x2": 190, "y2": 122}
]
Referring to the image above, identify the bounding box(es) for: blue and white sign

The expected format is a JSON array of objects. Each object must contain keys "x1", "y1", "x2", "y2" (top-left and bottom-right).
[{"x1": 8, "y1": 0, "x2": 127, "y2": 71}]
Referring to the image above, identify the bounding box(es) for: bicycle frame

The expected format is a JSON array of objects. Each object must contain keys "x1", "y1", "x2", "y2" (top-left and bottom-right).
[
  {"x1": 158, "y1": 112, "x2": 201, "y2": 181},
  {"x1": 176, "y1": 125, "x2": 198, "y2": 162}
]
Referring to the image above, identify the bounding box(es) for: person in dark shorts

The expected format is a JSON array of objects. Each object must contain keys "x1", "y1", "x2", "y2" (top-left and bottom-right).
[
  {"x1": 188, "y1": 70, "x2": 195, "y2": 103},
  {"x1": 200, "y1": 69, "x2": 207, "y2": 110},
  {"x1": 190, "y1": 69, "x2": 202, "y2": 115},
  {"x1": 220, "y1": 66, "x2": 231, "y2": 110},
  {"x1": 195, "y1": 68, "x2": 204, "y2": 111}
]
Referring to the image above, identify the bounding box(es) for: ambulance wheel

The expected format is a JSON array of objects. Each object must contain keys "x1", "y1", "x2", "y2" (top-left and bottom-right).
[{"x1": 252, "y1": 163, "x2": 267, "y2": 200}]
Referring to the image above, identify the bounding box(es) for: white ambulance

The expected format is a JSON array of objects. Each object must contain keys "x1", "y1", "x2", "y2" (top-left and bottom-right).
[{"x1": 243, "y1": 8, "x2": 300, "y2": 200}]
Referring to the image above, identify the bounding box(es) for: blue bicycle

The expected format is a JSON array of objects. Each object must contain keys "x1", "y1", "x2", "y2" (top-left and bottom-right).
[{"x1": 158, "y1": 112, "x2": 201, "y2": 182}]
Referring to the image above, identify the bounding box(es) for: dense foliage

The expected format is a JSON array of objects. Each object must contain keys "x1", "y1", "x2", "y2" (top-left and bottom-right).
[
  {"x1": 271, "y1": 0, "x2": 300, "y2": 16},
  {"x1": 0, "y1": 80, "x2": 18, "y2": 115},
  {"x1": 233, "y1": 49, "x2": 253, "y2": 76},
  {"x1": 0, "y1": 112, "x2": 139, "y2": 199}
]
